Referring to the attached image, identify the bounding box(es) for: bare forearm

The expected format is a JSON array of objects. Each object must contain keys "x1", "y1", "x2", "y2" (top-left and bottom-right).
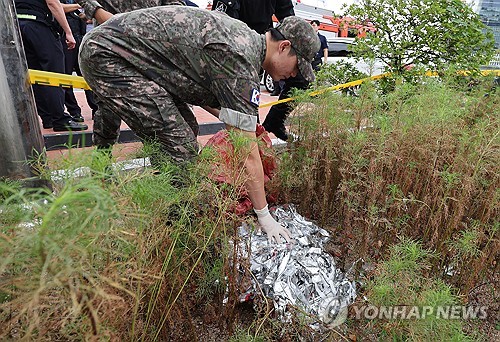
[
  {"x1": 226, "y1": 127, "x2": 268, "y2": 210},
  {"x1": 61, "y1": 3, "x2": 81, "y2": 12},
  {"x1": 231, "y1": 128, "x2": 290, "y2": 242},
  {"x1": 242, "y1": 134, "x2": 267, "y2": 210},
  {"x1": 46, "y1": 0, "x2": 72, "y2": 35},
  {"x1": 93, "y1": 7, "x2": 113, "y2": 24}
]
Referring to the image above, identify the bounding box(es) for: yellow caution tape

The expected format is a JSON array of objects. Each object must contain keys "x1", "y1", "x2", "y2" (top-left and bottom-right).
[
  {"x1": 260, "y1": 70, "x2": 500, "y2": 108},
  {"x1": 28, "y1": 69, "x2": 91, "y2": 90},
  {"x1": 28, "y1": 68, "x2": 499, "y2": 109},
  {"x1": 425, "y1": 69, "x2": 500, "y2": 77},
  {"x1": 259, "y1": 72, "x2": 391, "y2": 108}
]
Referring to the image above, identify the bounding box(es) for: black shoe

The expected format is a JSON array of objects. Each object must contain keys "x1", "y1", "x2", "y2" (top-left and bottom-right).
[
  {"x1": 273, "y1": 125, "x2": 288, "y2": 141},
  {"x1": 42, "y1": 122, "x2": 53, "y2": 129},
  {"x1": 270, "y1": 90, "x2": 280, "y2": 96},
  {"x1": 53, "y1": 120, "x2": 88, "y2": 132},
  {"x1": 70, "y1": 114, "x2": 85, "y2": 122},
  {"x1": 264, "y1": 123, "x2": 288, "y2": 141}
]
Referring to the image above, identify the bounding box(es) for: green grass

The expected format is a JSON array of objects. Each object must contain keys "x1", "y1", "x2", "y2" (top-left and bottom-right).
[
  {"x1": 278, "y1": 74, "x2": 498, "y2": 282},
  {"x1": 274, "y1": 74, "x2": 497, "y2": 339},
  {"x1": 365, "y1": 239, "x2": 479, "y2": 341},
  {"x1": 1, "y1": 74, "x2": 497, "y2": 340},
  {"x1": 0, "y1": 143, "x2": 244, "y2": 340}
]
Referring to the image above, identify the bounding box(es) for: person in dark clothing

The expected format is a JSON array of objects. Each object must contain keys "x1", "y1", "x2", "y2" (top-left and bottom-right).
[
  {"x1": 310, "y1": 19, "x2": 328, "y2": 71},
  {"x1": 264, "y1": 20, "x2": 328, "y2": 140},
  {"x1": 15, "y1": 0, "x2": 88, "y2": 131},
  {"x1": 269, "y1": 79, "x2": 283, "y2": 96},
  {"x1": 212, "y1": 0, "x2": 294, "y2": 35},
  {"x1": 212, "y1": 0, "x2": 297, "y2": 140},
  {"x1": 265, "y1": 17, "x2": 337, "y2": 141},
  {"x1": 262, "y1": 73, "x2": 308, "y2": 140},
  {"x1": 60, "y1": 0, "x2": 98, "y2": 122}
]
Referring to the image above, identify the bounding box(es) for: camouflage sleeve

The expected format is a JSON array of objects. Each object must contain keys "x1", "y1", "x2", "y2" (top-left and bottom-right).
[
  {"x1": 76, "y1": 0, "x2": 104, "y2": 19},
  {"x1": 211, "y1": 77, "x2": 260, "y2": 132},
  {"x1": 201, "y1": 38, "x2": 260, "y2": 131}
]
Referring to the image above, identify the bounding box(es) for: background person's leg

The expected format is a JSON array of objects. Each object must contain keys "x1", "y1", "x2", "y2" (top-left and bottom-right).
[
  {"x1": 84, "y1": 90, "x2": 99, "y2": 119},
  {"x1": 18, "y1": 21, "x2": 63, "y2": 128},
  {"x1": 262, "y1": 74, "x2": 309, "y2": 140},
  {"x1": 62, "y1": 37, "x2": 84, "y2": 121},
  {"x1": 92, "y1": 101, "x2": 122, "y2": 149},
  {"x1": 175, "y1": 98, "x2": 199, "y2": 137},
  {"x1": 23, "y1": 22, "x2": 87, "y2": 130},
  {"x1": 19, "y1": 21, "x2": 86, "y2": 130},
  {"x1": 71, "y1": 43, "x2": 99, "y2": 119}
]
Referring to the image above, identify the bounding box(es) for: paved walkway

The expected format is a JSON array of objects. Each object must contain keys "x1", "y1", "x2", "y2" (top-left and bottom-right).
[{"x1": 45, "y1": 87, "x2": 280, "y2": 162}]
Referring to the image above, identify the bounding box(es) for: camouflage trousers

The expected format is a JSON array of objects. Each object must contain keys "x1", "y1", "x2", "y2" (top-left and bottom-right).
[{"x1": 80, "y1": 41, "x2": 199, "y2": 164}]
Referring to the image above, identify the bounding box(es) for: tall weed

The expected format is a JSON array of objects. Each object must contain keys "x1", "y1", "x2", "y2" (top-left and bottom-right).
[
  {"x1": 277, "y1": 76, "x2": 499, "y2": 292},
  {"x1": 0, "y1": 140, "x2": 251, "y2": 340},
  {"x1": 364, "y1": 239, "x2": 478, "y2": 341}
]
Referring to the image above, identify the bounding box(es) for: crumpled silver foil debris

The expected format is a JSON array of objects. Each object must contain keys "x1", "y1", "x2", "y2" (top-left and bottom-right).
[{"x1": 235, "y1": 204, "x2": 356, "y2": 327}]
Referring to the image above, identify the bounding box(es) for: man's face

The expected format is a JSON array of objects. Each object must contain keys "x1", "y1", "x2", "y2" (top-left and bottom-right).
[
  {"x1": 266, "y1": 41, "x2": 299, "y2": 81},
  {"x1": 311, "y1": 22, "x2": 319, "y2": 33}
]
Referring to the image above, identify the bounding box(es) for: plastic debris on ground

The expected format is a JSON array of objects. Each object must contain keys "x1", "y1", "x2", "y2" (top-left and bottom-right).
[{"x1": 235, "y1": 204, "x2": 356, "y2": 328}]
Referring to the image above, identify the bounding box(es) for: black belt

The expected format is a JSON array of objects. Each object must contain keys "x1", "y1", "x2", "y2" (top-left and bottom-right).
[{"x1": 16, "y1": 8, "x2": 52, "y2": 25}]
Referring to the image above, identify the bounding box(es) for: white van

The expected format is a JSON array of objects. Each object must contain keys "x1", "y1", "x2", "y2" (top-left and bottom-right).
[{"x1": 327, "y1": 37, "x2": 385, "y2": 76}]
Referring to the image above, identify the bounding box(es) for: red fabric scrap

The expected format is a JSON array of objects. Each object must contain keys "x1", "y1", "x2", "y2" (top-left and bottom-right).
[{"x1": 204, "y1": 124, "x2": 277, "y2": 215}]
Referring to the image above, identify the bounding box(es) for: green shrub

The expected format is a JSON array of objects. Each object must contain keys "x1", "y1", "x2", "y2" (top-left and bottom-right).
[
  {"x1": 365, "y1": 239, "x2": 479, "y2": 341},
  {"x1": 0, "y1": 146, "x2": 241, "y2": 340},
  {"x1": 277, "y1": 75, "x2": 498, "y2": 290}
]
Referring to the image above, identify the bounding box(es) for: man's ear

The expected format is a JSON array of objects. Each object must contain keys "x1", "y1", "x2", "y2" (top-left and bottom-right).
[{"x1": 279, "y1": 40, "x2": 292, "y2": 53}]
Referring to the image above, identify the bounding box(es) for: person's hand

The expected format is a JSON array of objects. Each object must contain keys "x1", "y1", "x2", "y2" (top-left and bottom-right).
[
  {"x1": 254, "y1": 205, "x2": 291, "y2": 244},
  {"x1": 65, "y1": 32, "x2": 76, "y2": 49}
]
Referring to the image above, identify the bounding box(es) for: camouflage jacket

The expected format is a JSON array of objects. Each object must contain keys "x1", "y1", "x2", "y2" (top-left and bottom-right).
[
  {"x1": 97, "y1": 0, "x2": 185, "y2": 14},
  {"x1": 82, "y1": 6, "x2": 264, "y2": 131}
]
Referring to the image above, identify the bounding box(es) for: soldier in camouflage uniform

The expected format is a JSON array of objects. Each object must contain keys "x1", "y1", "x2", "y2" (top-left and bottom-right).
[
  {"x1": 77, "y1": 0, "x2": 186, "y2": 20},
  {"x1": 79, "y1": 6, "x2": 319, "y2": 242},
  {"x1": 75, "y1": 0, "x2": 200, "y2": 147}
]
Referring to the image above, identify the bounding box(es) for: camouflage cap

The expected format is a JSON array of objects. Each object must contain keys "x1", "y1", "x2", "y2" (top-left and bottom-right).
[{"x1": 275, "y1": 16, "x2": 320, "y2": 82}]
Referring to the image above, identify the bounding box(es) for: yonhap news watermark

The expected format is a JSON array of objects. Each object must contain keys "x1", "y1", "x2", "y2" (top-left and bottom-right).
[{"x1": 350, "y1": 305, "x2": 488, "y2": 320}]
